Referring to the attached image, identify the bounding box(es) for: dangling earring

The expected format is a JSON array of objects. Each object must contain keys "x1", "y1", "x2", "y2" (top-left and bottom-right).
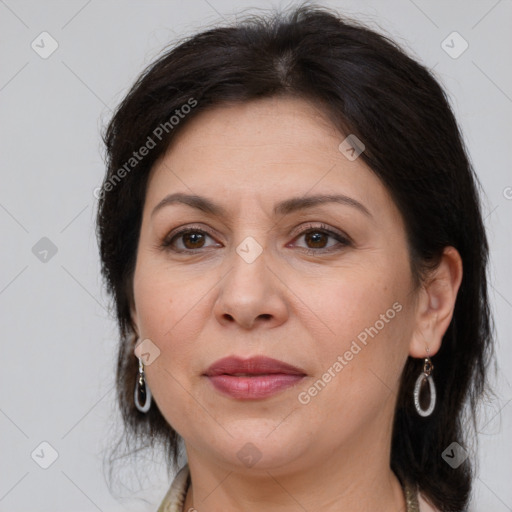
[
  {"x1": 413, "y1": 350, "x2": 436, "y2": 417},
  {"x1": 134, "y1": 356, "x2": 152, "y2": 413}
]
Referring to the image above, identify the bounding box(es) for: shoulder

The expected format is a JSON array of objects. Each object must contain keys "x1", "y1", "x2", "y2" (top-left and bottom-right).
[{"x1": 156, "y1": 463, "x2": 190, "y2": 512}]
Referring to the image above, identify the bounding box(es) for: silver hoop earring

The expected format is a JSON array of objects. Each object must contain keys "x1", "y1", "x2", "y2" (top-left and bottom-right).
[
  {"x1": 413, "y1": 356, "x2": 436, "y2": 417},
  {"x1": 134, "y1": 356, "x2": 152, "y2": 413}
]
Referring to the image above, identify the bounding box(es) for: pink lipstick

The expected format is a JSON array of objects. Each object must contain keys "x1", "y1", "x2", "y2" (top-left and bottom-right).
[{"x1": 204, "y1": 355, "x2": 306, "y2": 400}]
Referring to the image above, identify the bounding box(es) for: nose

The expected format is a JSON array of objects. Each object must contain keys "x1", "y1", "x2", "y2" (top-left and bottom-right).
[{"x1": 213, "y1": 242, "x2": 289, "y2": 330}]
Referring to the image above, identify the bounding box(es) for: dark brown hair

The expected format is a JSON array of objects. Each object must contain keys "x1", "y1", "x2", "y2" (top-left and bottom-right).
[{"x1": 97, "y1": 5, "x2": 495, "y2": 510}]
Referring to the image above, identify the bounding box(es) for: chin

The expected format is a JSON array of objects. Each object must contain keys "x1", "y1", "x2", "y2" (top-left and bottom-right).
[{"x1": 201, "y1": 424, "x2": 310, "y2": 472}]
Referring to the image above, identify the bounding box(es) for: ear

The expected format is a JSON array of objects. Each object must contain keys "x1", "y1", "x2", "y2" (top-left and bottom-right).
[{"x1": 409, "y1": 246, "x2": 463, "y2": 358}]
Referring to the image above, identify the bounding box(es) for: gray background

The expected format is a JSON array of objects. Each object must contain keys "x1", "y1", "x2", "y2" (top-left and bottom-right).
[{"x1": 0, "y1": 0, "x2": 511, "y2": 510}]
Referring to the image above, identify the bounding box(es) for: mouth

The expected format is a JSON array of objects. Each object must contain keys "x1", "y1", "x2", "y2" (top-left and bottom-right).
[{"x1": 203, "y1": 355, "x2": 306, "y2": 400}]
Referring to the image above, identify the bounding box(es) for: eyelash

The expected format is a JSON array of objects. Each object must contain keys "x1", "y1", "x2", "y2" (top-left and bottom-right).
[{"x1": 160, "y1": 223, "x2": 351, "y2": 256}]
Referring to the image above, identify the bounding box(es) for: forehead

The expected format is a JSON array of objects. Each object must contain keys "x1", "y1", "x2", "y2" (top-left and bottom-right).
[
  {"x1": 144, "y1": 97, "x2": 399, "y2": 224},
  {"x1": 156, "y1": 96, "x2": 341, "y2": 170}
]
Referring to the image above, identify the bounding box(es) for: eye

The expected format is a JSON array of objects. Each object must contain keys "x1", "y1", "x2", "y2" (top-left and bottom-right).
[
  {"x1": 290, "y1": 223, "x2": 351, "y2": 255},
  {"x1": 161, "y1": 227, "x2": 220, "y2": 252}
]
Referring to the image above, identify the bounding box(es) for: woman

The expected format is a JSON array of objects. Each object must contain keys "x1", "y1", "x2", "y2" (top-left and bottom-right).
[{"x1": 96, "y1": 5, "x2": 495, "y2": 512}]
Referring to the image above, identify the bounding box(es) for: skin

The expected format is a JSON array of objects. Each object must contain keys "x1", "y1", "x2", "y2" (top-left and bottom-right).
[{"x1": 130, "y1": 96, "x2": 463, "y2": 512}]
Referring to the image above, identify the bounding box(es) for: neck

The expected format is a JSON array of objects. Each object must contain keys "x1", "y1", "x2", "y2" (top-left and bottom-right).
[{"x1": 182, "y1": 433, "x2": 406, "y2": 512}]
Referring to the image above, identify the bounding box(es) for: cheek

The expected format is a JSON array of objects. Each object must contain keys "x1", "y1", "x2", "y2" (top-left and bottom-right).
[
  {"x1": 295, "y1": 269, "x2": 409, "y2": 417},
  {"x1": 132, "y1": 254, "x2": 203, "y2": 339},
  {"x1": 306, "y1": 263, "x2": 406, "y2": 347}
]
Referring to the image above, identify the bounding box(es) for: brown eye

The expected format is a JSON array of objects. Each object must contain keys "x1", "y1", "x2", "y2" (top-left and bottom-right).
[
  {"x1": 291, "y1": 224, "x2": 351, "y2": 255},
  {"x1": 303, "y1": 230, "x2": 330, "y2": 249},
  {"x1": 181, "y1": 231, "x2": 206, "y2": 249},
  {"x1": 162, "y1": 229, "x2": 219, "y2": 252}
]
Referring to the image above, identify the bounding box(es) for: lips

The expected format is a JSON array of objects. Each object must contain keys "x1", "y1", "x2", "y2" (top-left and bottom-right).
[
  {"x1": 204, "y1": 355, "x2": 306, "y2": 377},
  {"x1": 204, "y1": 356, "x2": 306, "y2": 400}
]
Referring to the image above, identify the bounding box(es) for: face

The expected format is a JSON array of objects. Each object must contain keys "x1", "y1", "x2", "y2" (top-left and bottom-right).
[{"x1": 131, "y1": 96, "x2": 419, "y2": 475}]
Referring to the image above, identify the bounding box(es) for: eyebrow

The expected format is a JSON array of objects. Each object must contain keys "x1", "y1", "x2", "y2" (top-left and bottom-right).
[{"x1": 151, "y1": 192, "x2": 373, "y2": 219}]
